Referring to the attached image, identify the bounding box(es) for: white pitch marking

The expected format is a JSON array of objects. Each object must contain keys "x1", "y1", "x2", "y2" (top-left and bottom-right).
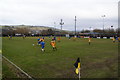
[{"x1": 2, "y1": 56, "x2": 34, "y2": 80}]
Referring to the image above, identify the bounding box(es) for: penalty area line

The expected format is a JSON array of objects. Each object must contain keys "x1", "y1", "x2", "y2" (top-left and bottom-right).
[{"x1": 2, "y1": 55, "x2": 34, "y2": 80}]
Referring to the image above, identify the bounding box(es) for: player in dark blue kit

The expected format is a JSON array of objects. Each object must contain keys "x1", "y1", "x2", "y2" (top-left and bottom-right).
[
  {"x1": 40, "y1": 40, "x2": 45, "y2": 52},
  {"x1": 54, "y1": 36, "x2": 56, "y2": 41},
  {"x1": 37, "y1": 37, "x2": 41, "y2": 45}
]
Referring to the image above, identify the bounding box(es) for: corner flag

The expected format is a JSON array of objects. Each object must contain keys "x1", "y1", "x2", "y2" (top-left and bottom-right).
[{"x1": 74, "y1": 58, "x2": 80, "y2": 74}]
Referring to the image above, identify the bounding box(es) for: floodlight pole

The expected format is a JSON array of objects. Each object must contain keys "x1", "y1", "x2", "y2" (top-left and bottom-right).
[
  {"x1": 59, "y1": 19, "x2": 64, "y2": 36},
  {"x1": 54, "y1": 22, "x2": 56, "y2": 29},
  {"x1": 111, "y1": 25, "x2": 114, "y2": 36},
  {"x1": 89, "y1": 27, "x2": 92, "y2": 36},
  {"x1": 60, "y1": 19, "x2": 64, "y2": 30}
]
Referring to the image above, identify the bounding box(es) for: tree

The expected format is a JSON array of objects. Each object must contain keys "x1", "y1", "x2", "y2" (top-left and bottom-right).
[
  {"x1": 41, "y1": 29, "x2": 54, "y2": 35},
  {"x1": 93, "y1": 29, "x2": 103, "y2": 33},
  {"x1": 81, "y1": 29, "x2": 90, "y2": 33},
  {"x1": 81, "y1": 29, "x2": 85, "y2": 33},
  {"x1": 84, "y1": 30, "x2": 90, "y2": 33},
  {"x1": 15, "y1": 27, "x2": 30, "y2": 35},
  {"x1": 47, "y1": 29, "x2": 54, "y2": 35},
  {"x1": 41, "y1": 30, "x2": 48, "y2": 35}
]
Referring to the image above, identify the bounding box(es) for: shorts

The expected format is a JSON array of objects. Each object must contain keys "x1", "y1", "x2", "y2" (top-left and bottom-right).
[
  {"x1": 42, "y1": 46, "x2": 45, "y2": 49},
  {"x1": 38, "y1": 42, "x2": 41, "y2": 44},
  {"x1": 52, "y1": 46, "x2": 55, "y2": 48}
]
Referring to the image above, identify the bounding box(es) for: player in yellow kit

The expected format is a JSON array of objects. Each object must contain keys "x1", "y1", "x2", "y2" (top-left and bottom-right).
[
  {"x1": 73, "y1": 36, "x2": 77, "y2": 41},
  {"x1": 112, "y1": 37, "x2": 115, "y2": 43},
  {"x1": 8, "y1": 35, "x2": 12, "y2": 40},
  {"x1": 8, "y1": 35, "x2": 10, "y2": 40},
  {"x1": 118, "y1": 37, "x2": 120, "y2": 42},
  {"x1": 88, "y1": 37, "x2": 91, "y2": 45},
  {"x1": 50, "y1": 39, "x2": 57, "y2": 51},
  {"x1": 40, "y1": 37, "x2": 44, "y2": 42},
  {"x1": 58, "y1": 37, "x2": 61, "y2": 42}
]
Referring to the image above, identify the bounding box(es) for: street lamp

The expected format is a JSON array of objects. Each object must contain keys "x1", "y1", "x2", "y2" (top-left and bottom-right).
[
  {"x1": 54, "y1": 22, "x2": 56, "y2": 29},
  {"x1": 54, "y1": 22, "x2": 56, "y2": 36},
  {"x1": 75, "y1": 16, "x2": 77, "y2": 35},
  {"x1": 89, "y1": 27, "x2": 92, "y2": 32},
  {"x1": 109, "y1": 25, "x2": 113, "y2": 36},
  {"x1": 89, "y1": 27, "x2": 92, "y2": 37},
  {"x1": 101, "y1": 15, "x2": 106, "y2": 33},
  {"x1": 111, "y1": 25, "x2": 113, "y2": 28}
]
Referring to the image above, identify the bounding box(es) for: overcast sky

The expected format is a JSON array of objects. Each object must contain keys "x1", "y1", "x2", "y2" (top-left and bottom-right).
[{"x1": 0, "y1": 0, "x2": 119, "y2": 31}]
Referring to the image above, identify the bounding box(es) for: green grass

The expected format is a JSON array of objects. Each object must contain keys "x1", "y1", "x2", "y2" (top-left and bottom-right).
[
  {"x1": 2, "y1": 37, "x2": 118, "y2": 78},
  {"x1": 2, "y1": 60, "x2": 18, "y2": 78},
  {"x1": 0, "y1": 37, "x2": 2, "y2": 79}
]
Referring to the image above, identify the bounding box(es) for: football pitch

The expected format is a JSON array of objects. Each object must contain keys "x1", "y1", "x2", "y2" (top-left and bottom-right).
[{"x1": 2, "y1": 37, "x2": 118, "y2": 78}]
